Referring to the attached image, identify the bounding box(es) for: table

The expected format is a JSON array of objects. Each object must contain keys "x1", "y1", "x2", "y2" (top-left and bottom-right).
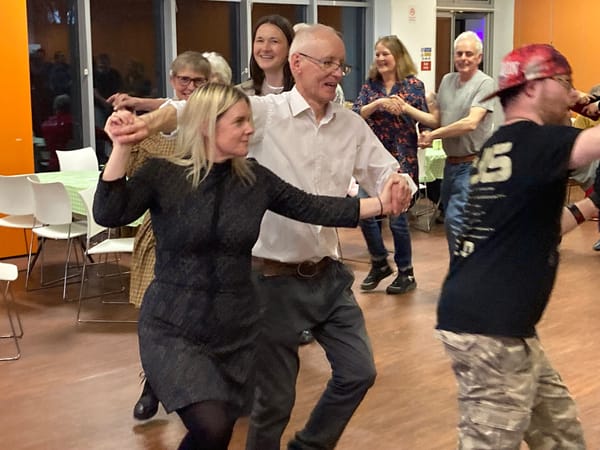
[
  {"x1": 36, "y1": 170, "x2": 100, "y2": 216},
  {"x1": 420, "y1": 144, "x2": 446, "y2": 184},
  {"x1": 36, "y1": 170, "x2": 144, "y2": 227}
]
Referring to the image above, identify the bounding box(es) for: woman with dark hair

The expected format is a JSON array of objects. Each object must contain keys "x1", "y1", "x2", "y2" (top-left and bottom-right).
[
  {"x1": 352, "y1": 35, "x2": 429, "y2": 295},
  {"x1": 97, "y1": 82, "x2": 403, "y2": 450},
  {"x1": 238, "y1": 14, "x2": 295, "y2": 96}
]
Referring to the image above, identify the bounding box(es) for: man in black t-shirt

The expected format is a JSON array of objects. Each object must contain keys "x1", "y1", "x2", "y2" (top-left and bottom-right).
[{"x1": 437, "y1": 44, "x2": 600, "y2": 449}]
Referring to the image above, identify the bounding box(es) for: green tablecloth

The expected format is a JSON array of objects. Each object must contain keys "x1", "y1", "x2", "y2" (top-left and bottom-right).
[
  {"x1": 36, "y1": 170, "x2": 144, "y2": 226},
  {"x1": 36, "y1": 170, "x2": 100, "y2": 216},
  {"x1": 420, "y1": 146, "x2": 446, "y2": 183}
]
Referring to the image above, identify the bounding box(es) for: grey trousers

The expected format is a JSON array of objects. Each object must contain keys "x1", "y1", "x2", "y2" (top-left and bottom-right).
[{"x1": 246, "y1": 260, "x2": 376, "y2": 450}]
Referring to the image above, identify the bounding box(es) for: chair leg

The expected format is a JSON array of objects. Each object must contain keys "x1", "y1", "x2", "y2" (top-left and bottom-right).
[
  {"x1": 0, "y1": 281, "x2": 22, "y2": 361},
  {"x1": 77, "y1": 253, "x2": 137, "y2": 324}
]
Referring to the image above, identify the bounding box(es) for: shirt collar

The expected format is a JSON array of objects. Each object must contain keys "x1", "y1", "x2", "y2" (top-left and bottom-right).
[{"x1": 289, "y1": 86, "x2": 337, "y2": 123}]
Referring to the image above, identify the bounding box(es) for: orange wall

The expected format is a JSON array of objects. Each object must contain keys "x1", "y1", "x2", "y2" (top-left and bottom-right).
[
  {"x1": 514, "y1": 0, "x2": 598, "y2": 93},
  {"x1": 0, "y1": 1, "x2": 34, "y2": 258}
]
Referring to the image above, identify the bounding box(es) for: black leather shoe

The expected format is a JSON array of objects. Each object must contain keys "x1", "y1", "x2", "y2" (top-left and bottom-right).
[
  {"x1": 133, "y1": 378, "x2": 159, "y2": 421},
  {"x1": 386, "y1": 270, "x2": 417, "y2": 295},
  {"x1": 299, "y1": 329, "x2": 315, "y2": 345},
  {"x1": 360, "y1": 261, "x2": 393, "y2": 291}
]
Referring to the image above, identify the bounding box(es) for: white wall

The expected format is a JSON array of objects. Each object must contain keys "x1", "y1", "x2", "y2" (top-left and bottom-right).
[
  {"x1": 390, "y1": 0, "x2": 437, "y2": 93},
  {"x1": 371, "y1": 0, "x2": 515, "y2": 94},
  {"x1": 490, "y1": 0, "x2": 514, "y2": 80}
]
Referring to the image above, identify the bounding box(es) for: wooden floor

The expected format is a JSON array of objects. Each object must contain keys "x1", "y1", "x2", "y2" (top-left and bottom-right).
[{"x1": 1, "y1": 219, "x2": 599, "y2": 450}]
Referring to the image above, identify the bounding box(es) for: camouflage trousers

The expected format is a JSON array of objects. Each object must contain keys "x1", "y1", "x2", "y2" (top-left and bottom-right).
[{"x1": 437, "y1": 330, "x2": 586, "y2": 450}]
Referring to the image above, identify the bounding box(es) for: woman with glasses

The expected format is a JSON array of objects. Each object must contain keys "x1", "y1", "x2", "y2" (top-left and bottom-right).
[
  {"x1": 108, "y1": 51, "x2": 210, "y2": 113},
  {"x1": 238, "y1": 15, "x2": 295, "y2": 96},
  {"x1": 352, "y1": 35, "x2": 429, "y2": 295},
  {"x1": 97, "y1": 82, "x2": 403, "y2": 450}
]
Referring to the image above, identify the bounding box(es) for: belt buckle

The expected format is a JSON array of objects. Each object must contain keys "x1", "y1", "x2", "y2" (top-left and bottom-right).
[{"x1": 297, "y1": 260, "x2": 318, "y2": 278}]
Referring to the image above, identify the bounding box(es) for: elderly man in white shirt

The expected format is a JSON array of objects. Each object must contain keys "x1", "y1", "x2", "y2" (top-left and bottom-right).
[{"x1": 108, "y1": 24, "x2": 414, "y2": 450}]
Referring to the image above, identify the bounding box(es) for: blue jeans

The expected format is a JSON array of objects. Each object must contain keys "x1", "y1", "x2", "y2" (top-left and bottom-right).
[
  {"x1": 357, "y1": 187, "x2": 412, "y2": 270},
  {"x1": 441, "y1": 162, "x2": 472, "y2": 257},
  {"x1": 247, "y1": 261, "x2": 376, "y2": 450}
]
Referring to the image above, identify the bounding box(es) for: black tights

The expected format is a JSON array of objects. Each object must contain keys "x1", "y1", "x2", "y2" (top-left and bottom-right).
[{"x1": 176, "y1": 400, "x2": 237, "y2": 450}]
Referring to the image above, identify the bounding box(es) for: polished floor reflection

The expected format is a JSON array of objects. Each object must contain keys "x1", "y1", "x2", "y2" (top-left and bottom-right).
[{"x1": 0, "y1": 221, "x2": 599, "y2": 449}]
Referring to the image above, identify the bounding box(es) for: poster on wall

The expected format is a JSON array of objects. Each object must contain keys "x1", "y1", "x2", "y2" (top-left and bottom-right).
[
  {"x1": 421, "y1": 47, "x2": 432, "y2": 71},
  {"x1": 408, "y1": 6, "x2": 417, "y2": 23}
]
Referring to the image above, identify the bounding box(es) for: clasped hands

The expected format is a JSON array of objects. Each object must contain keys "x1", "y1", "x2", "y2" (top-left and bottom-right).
[
  {"x1": 380, "y1": 173, "x2": 413, "y2": 215},
  {"x1": 376, "y1": 95, "x2": 407, "y2": 116},
  {"x1": 104, "y1": 109, "x2": 150, "y2": 145}
]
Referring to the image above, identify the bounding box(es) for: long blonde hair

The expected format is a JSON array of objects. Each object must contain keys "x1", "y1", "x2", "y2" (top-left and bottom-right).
[
  {"x1": 368, "y1": 35, "x2": 417, "y2": 82},
  {"x1": 168, "y1": 83, "x2": 255, "y2": 187}
]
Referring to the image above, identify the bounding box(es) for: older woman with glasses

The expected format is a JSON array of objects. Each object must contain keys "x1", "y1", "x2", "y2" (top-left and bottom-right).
[
  {"x1": 352, "y1": 35, "x2": 429, "y2": 295},
  {"x1": 108, "y1": 51, "x2": 210, "y2": 113}
]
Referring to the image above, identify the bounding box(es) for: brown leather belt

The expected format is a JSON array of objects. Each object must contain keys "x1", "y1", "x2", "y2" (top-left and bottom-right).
[
  {"x1": 252, "y1": 256, "x2": 332, "y2": 278},
  {"x1": 446, "y1": 154, "x2": 476, "y2": 164}
]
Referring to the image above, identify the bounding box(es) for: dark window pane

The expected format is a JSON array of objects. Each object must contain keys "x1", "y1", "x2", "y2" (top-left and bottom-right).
[
  {"x1": 91, "y1": 0, "x2": 159, "y2": 164},
  {"x1": 27, "y1": 0, "x2": 81, "y2": 172},
  {"x1": 176, "y1": 1, "x2": 241, "y2": 84},
  {"x1": 318, "y1": 6, "x2": 366, "y2": 101}
]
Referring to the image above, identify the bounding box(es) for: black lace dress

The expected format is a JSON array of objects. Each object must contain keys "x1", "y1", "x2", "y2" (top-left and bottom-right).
[{"x1": 93, "y1": 158, "x2": 359, "y2": 413}]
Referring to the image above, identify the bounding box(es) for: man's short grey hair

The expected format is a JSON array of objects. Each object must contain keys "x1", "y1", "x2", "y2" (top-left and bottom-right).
[
  {"x1": 454, "y1": 31, "x2": 483, "y2": 54},
  {"x1": 289, "y1": 23, "x2": 339, "y2": 57}
]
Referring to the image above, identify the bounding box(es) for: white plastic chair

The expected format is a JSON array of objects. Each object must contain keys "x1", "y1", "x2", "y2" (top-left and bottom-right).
[
  {"x1": 0, "y1": 262, "x2": 23, "y2": 361},
  {"x1": 0, "y1": 174, "x2": 41, "y2": 255},
  {"x1": 27, "y1": 178, "x2": 88, "y2": 301},
  {"x1": 56, "y1": 147, "x2": 99, "y2": 171},
  {"x1": 76, "y1": 186, "x2": 136, "y2": 323}
]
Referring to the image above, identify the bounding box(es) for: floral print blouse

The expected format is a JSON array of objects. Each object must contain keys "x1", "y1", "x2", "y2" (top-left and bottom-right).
[{"x1": 352, "y1": 75, "x2": 428, "y2": 182}]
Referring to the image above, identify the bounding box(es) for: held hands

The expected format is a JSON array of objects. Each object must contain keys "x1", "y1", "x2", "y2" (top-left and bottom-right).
[
  {"x1": 418, "y1": 130, "x2": 433, "y2": 149},
  {"x1": 104, "y1": 110, "x2": 150, "y2": 145},
  {"x1": 581, "y1": 102, "x2": 600, "y2": 121},
  {"x1": 380, "y1": 173, "x2": 413, "y2": 215},
  {"x1": 377, "y1": 96, "x2": 404, "y2": 115}
]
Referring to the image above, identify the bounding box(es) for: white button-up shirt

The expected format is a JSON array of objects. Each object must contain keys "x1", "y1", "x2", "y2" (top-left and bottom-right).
[{"x1": 249, "y1": 87, "x2": 410, "y2": 263}]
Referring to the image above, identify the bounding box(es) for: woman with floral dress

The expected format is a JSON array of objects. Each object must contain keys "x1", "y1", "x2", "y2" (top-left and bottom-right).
[{"x1": 352, "y1": 35, "x2": 429, "y2": 295}]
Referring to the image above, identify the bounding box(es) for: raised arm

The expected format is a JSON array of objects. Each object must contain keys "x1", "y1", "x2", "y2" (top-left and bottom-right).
[
  {"x1": 569, "y1": 124, "x2": 600, "y2": 168},
  {"x1": 108, "y1": 104, "x2": 178, "y2": 145},
  {"x1": 102, "y1": 111, "x2": 135, "y2": 180},
  {"x1": 108, "y1": 92, "x2": 168, "y2": 113}
]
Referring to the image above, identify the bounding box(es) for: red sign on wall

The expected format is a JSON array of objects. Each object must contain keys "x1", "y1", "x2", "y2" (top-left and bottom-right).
[{"x1": 421, "y1": 61, "x2": 431, "y2": 71}]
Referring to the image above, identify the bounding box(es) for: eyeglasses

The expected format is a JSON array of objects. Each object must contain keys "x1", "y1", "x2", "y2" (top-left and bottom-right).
[
  {"x1": 298, "y1": 52, "x2": 352, "y2": 77},
  {"x1": 175, "y1": 75, "x2": 208, "y2": 88},
  {"x1": 548, "y1": 75, "x2": 574, "y2": 91}
]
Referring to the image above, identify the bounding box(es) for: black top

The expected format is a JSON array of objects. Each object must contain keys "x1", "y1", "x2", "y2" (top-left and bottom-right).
[
  {"x1": 437, "y1": 121, "x2": 582, "y2": 337},
  {"x1": 93, "y1": 157, "x2": 359, "y2": 412}
]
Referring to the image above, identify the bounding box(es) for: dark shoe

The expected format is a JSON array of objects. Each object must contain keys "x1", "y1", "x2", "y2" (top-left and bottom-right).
[
  {"x1": 386, "y1": 270, "x2": 417, "y2": 295},
  {"x1": 593, "y1": 239, "x2": 600, "y2": 251},
  {"x1": 299, "y1": 329, "x2": 315, "y2": 345},
  {"x1": 360, "y1": 260, "x2": 393, "y2": 291},
  {"x1": 133, "y1": 377, "x2": 159, "y2": 421}
]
